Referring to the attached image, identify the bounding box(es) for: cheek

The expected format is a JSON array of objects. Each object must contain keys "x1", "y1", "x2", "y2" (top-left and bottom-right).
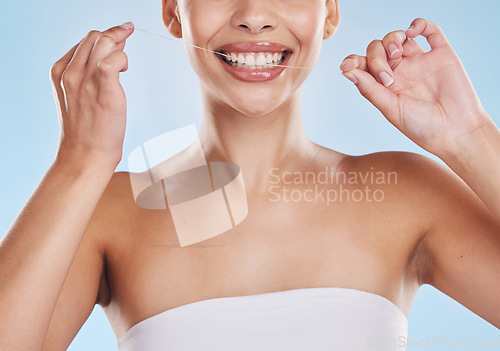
[
  {"x1": 180, "y1": 1, "x2": 228, "y2": 48},
  {"x1": 180, "y1": 5, "x2": 228, "y2": 79},
  {"x1": 287, "y1": 7, "x2": 325, "y2": 64}
]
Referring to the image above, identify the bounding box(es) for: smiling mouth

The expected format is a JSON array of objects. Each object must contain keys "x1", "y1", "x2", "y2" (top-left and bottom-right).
[{"x1": 216, "y1": 50, "x2": 291, "y2": 69}]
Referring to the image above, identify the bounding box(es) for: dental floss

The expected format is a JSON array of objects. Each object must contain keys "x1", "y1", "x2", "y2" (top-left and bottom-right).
[{"x1": 134, "y1": 27, "x2": 316, "y2": 71}]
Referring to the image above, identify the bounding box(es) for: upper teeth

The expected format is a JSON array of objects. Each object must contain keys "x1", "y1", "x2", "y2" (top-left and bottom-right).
[{"x1": 222, "y1": 52, "x2": 285, "y2": 68}]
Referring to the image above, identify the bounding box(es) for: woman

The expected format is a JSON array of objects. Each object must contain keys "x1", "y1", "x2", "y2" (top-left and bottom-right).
[{"x1": 0, "y1": 0, "x2": 499, "y2": 349}]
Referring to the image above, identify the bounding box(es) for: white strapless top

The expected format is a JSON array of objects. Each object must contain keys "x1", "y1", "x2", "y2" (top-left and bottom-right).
[{"x1": 117, "y1": 287, "x2": 408, "y2": 351}]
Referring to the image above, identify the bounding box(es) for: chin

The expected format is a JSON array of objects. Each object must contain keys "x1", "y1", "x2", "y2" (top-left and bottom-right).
[
  {"x1": 232, "y1": 97, "x2": 284, "y2": 118},
  {"x1": 200, "y1": 74, "x2": 298, "y2": 118},
  {"x1": 226, "y1": 87, "x2": 290, "y2": 118}
]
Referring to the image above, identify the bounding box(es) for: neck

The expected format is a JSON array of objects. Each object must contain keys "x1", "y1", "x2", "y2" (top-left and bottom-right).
[{"x1": 198, "y1": 87, "x2": 314, "y2": 193}]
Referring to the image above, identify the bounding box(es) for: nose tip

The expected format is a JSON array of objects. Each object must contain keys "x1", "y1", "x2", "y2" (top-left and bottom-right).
[{"x1": 231, "y1": 2, "x2": 278, "y2": 34}]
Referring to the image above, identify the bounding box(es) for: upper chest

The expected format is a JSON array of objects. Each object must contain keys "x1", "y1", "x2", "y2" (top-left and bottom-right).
[{"x1": 102, "y1": 194, "x2": 423, "y2": 337}]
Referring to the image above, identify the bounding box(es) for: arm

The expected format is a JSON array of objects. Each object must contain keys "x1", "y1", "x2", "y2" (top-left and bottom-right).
[
  {"x1": 0, "y1": 23, "x2": 134, "y2": 350},
  {"x1": 42, "y1": 172, "x2": 129, "y2": 350},
  {"x1": 0, "y1": 162, "x2": 111, "y2": 350},
  {"x1": 340, "y1": 18, "x2": 500, "y2": 326},
  {"x1": 441, "y1": 120, "x2": 500, "y2": 220},
  {"x1": 400, "y1": 153, "x2": 500, "y2": 328}
]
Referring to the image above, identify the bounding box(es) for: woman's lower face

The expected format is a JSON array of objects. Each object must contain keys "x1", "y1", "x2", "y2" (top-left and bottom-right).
[{"x1": 168, "y1": 0, "x2": 332, "y2": 117}]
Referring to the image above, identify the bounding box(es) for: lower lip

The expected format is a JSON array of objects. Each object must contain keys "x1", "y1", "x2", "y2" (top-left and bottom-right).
[{"x1": 217, "y1": 54, "x2": 291, "y2": 82}]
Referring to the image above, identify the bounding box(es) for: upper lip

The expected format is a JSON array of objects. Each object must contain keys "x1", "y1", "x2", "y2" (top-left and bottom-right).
[{"x1": 214, "y1": 42, "x2": 293, "y2": 54}]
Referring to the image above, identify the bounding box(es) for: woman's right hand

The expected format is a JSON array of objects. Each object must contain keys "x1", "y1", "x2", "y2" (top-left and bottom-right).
[{"x1": 50, "y1": 22, "x2": 135, "y2": 172}]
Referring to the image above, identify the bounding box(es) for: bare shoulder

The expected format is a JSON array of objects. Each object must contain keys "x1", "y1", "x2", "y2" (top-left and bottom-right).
[
  {"x1": 344, "y1": 153, "x2": 500, "y2": 328},
  {"x1": 311, "y1": 147, "x2": 458, "y2": 207},
  {"x1": 337, "y1": 151, "x2": 466, "y2": 197},
  {"x1": 337, "y1": 150, "x2": 484, "y2": 236},
  {"x1": 347, "y1": 151, "x2": 498, "y2": 275},
  {"x1": 336, "y1": 151, "x2": 471, "y2": 284}
]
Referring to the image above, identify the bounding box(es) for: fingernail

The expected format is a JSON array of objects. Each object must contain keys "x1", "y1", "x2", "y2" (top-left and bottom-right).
[
  {"x1": 343, "y1": 72, "x2": 358, "y2": 85},
  {"x1": 119, "y1": 22, "x2": 134, "y2": 30},
  {"x1": 340, "y1": 59, "x2": 355, "y2": 71},
  {"x1": 388, "y1": 43, "x2": 400, "y2": 58},
  {"x1": 379, "y1": 71, "x2": 394, "y2": 87},
  {"x1": 407, "y1": 24, "x2": 415, "y2": 31}
]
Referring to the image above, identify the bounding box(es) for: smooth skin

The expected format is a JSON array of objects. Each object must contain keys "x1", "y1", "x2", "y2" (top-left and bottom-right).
[{"x1": 0, "y1": 1, "x2": 499, "y2": 350}]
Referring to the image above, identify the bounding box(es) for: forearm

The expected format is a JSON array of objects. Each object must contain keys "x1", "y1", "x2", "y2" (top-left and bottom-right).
[
  {"x1": 441, "y1": 116, "x2": 500, "y2": 220},
  {"x1": 0, "y1": 160, "x2": 113, "y2": 350}
]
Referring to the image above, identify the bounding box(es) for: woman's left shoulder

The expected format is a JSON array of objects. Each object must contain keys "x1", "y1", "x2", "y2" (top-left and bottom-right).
[{"x1": 337, "y1": 151, "x2": 467, "y2": 199}]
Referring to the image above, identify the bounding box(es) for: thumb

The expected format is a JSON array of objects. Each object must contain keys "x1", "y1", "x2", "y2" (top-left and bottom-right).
[
  {"x1": 102, "y1": 22, "x2": 135, "y2": 46},
  {"x1": 343, "y1": 69, "x2": 399, "y2": 125}
]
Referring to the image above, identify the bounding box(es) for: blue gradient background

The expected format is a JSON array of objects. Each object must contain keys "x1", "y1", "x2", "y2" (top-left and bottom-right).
[{"x1": 1, "y1": 0, "x2": 499, "y2": 350}]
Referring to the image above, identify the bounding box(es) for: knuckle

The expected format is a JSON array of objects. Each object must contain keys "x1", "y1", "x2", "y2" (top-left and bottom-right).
[
  {"x1": 61, "y1": 69, "x2": 77, "y2": 90},
  {"x1": 368, "y1": 57, "x2": 387, "y2": 68},
  {"x1": 60, "y1": 70, "x2": 70, "y2": 85},
  {"x1": 422, "y1": 18, "x2": 443, "y2": 35},
  {"x1": 119, "y1": 50, "x2": 128, "y2": 62},
  {"x1": 367, "y1": 39, "x2": 381, "y2": 49},
  {"x1": 98, "y1": 59, "x2": 114, "y2": 73},
  {"x1": 50, "y1": 62, "x2": 63, "y2": 80},
  {"x1": 87, "y1": 30, "x2": 102, "y2": 40},
  {"x1": 119, "y1": 52, "x2": 129, "y2": 71},
  {"x1": 97, "y1": 34, "x2": 115, "y2": 47},
  {"x1": 385, "y1": 31, "x2": 404, "y2": 42},
  {"x1": 383, "y1": 32, "x2": 394, "y2": 41}
]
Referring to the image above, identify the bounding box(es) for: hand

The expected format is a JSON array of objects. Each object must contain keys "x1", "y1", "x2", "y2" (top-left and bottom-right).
[
  {"x1": 340, "y1": 18, "x2": 491, "y2": 155},
  {"x1": 50, "y1": 22, "x2": 134, "y2": 171}
]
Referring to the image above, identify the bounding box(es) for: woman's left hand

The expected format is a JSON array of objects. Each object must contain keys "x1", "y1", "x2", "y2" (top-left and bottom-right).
[{"x1": 340, "y1": 18, "x2": 491, "y2": 155}]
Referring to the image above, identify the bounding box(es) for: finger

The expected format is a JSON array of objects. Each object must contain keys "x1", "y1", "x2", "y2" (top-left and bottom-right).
[
  {"x1": 50, "y1": 41, "x2": 81, "y2": 85},
  {"x1": 342, "y1": 69, "x2": 399, "y2": 126},
  {"x1": 66, "y1": 31, "x2": 103, "y2": 70},
  {"x1": 68, "y1": 23, "x2": 134, "y2": 71},
  {"x1": 401, "y1": 38, "x2": 425, "y2": 57},
  {"x1": 406, "y1": 18, "x2": 450, "y2": 50},
  {"x1": 116, "y1": 39, "x2": 127, "y2": 52},
  {"x1": 96, "y1": 50, "x2": 129, "y2": 100},
  {"x1": 61, "y1": 23, "x2": 134, "y2": 91},
  {"x1": 50, "y1": 42, "x2": 82, "y2": 112},
  {"x1": 340, "y1": 54, "x2": 367, "y2": 73},
  {"x1": 86, "y1": 34, "x2": 120, "y2": 80},
  {"x1": 57, "y1": 31, "x2": 106, "y2": 96},
  {"x1": 101, "y1": 22, "x2": 135, "y2": 45},
  {"x1": 49, "y1": 23, "x2": 133, "y2": 113},
  {"x1": 366, "y1": 40, "x2": 395, "y2": 87},
  {"x1": 382, "y1": 30, "x2": 406, "y2": 60}
]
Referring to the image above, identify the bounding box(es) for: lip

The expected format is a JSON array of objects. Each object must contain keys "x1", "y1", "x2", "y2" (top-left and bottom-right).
[
  {"x1": 215, "y1": 41, "x2": 292, "y2": 53},
  {"x1": 214, "y1": 42, "x2": 293, "y2": 83}
]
